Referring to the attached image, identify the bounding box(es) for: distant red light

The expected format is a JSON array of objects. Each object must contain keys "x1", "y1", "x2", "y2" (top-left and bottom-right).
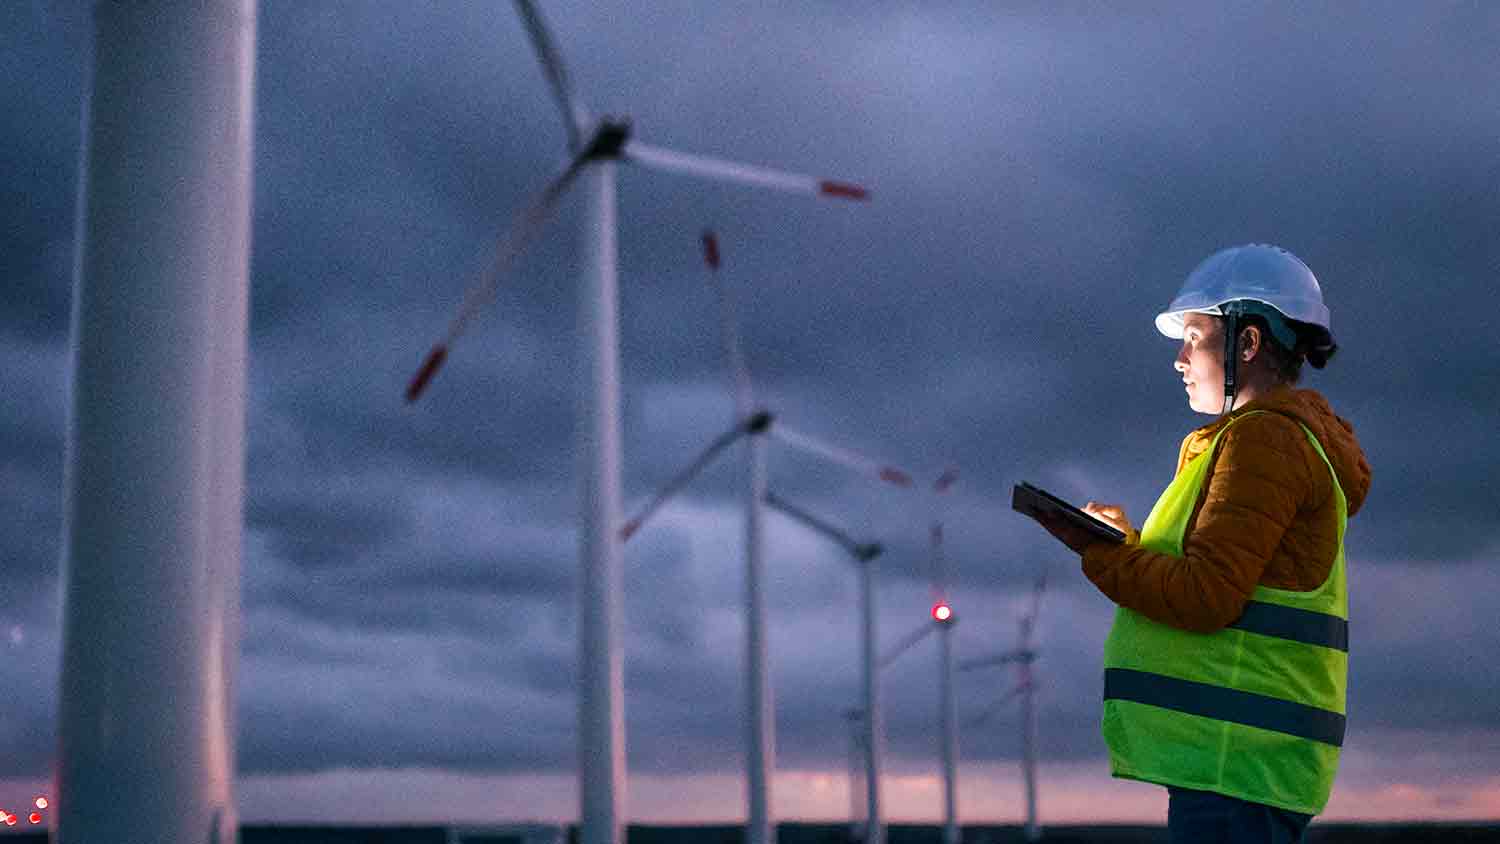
[
  {"x1": 4, "y1": 812, "x2": 16, "y2": 826},
  {"x1": 932, "y1": 603, "x2": 953, "y2": 622},
  {"x1": 29, "y1": 812, "x2": 41, "y2": 825}
]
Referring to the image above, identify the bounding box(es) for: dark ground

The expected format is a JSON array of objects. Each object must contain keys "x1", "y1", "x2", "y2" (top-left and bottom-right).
[{"x1": 4, "y1": 823, "x2": 1500, "y2": 843}]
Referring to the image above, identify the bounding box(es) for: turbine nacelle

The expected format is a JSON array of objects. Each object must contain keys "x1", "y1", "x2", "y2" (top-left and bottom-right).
[
  {"x1": 744, "y1": 409, "x2": 774, "y2": 435},
  {"x1": 582, "y1": 117, "x2": 633, "y2": 161}
]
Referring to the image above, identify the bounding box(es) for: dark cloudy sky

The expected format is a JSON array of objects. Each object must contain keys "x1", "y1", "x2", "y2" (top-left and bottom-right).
[{"x1": 4, "y1": 0, "x2": 1499, "y2": 826}]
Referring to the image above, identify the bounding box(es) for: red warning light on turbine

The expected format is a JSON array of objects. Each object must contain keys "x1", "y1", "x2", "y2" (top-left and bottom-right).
[
  {"x1": 3, "y1": 812, "x2": 16, "y2": 827},
  {"x1": 29, "y1": 812, "x2": 41, "y2": 825},
  {"x1": 932, "y1": 603, "x2": 953, "y2": 622}
]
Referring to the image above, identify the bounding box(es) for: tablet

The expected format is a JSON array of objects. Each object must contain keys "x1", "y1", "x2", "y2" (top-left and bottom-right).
[{"x1": 1011, "y1": 482, "x2": 1126, "y2": 544}]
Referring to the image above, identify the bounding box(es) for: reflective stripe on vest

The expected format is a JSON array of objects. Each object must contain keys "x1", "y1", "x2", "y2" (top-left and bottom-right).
[
  {"x1": 1100, "y1": 410, "x2": 1349, "y2": 816},
  {"x1": 1105, "y1": 668, "x2": 1346, "y2": 747},
  {"x1": 1227, "y1": 600, "x2": 1348, "y2": 652}
]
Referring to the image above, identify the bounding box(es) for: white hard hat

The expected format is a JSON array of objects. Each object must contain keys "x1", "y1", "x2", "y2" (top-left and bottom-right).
[{"x1": 1155, "y1": 244, "x2": 1331, "y2": 340}]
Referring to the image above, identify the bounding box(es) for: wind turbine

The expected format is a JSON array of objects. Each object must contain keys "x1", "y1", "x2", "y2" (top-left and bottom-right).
[
  {"x1": 876, "y1": 469, "x2": 962, "y2": 844},
  {"x1": 401, "y1": 7, "x2": 868, "y2": 844},
  {"x1": 619, "y1": 232, "x2": 909, "y2": 844},
  {"x1": 960, "y1": 571, "x2": 1048, "y2": 842},
  {"x1": 760, "y1": 491, "x2": 890, "y2": 844}
]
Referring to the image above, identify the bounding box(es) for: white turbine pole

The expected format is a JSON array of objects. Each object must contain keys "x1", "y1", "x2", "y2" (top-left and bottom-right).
[
  {"x1": 1020, "y1": 572, "x2": 1044, "y2": 842},
  {"x1": 957, "y1": 568, "x2": 1047, "y2": 841},
  {"x1": 939, "y1": 617, "x2": 959, "y2": 844},
  {"x1": 930, "y1": 468, "x2": 960, "y2": 844},
  {"x1": 860, "y1": 556, "x2": 885, "y2": 844},
  {"x1": 1021, "y1": 656, "x2": 1039, "y2": 842},
  {"x1": 746, "y1": 430, "x2": 774, "y2": 844},
  {"x1": 577, "y1": 161, "x2": 626, "y2": 844},
  {"x1": 845, "y1": 709, "x2": 866, "y2": 839},
  {"x1": 1019, "y1": 573, "x2": 1043, "y2": 843},
  {"x1": 56, "y1": 3, "x2": 257, "y2": 844},
  {"x1": 707, "y1": 231, "x2": 777, "y2": 844}
]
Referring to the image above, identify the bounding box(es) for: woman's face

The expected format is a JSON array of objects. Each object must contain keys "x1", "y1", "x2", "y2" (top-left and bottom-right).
[{"x1": 1175, "y1": 312, "x2": 1226, "y2": 414}]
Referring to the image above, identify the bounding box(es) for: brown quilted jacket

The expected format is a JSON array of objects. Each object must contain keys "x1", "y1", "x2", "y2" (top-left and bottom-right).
[{"x1": 1082, "y1": 386, "x2": 1372, "y2": 633}]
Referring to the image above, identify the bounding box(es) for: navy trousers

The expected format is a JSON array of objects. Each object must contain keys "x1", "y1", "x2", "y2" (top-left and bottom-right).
[{"x1": 1167, "y1": 787, "x2": 1313, "y2": 844}]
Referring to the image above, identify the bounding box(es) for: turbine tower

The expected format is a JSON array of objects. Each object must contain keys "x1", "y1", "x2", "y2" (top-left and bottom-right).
[
  {"x1": 621, "y1": 232, "x2": 907, "y2": 844},
  {"x1": 844, "y1": 707, "x2": 870, "y2": 841},
  {"x1": 961, "y1": 572, "x2": 1048, "y2": 842},
  {"x1": 761, "y1": 492, "x2": 890, "y2": 844},
  {"x1": 878, "y1": 469, "x2": 963, "y2": 844},
  {"x1": 402, "y1": 8, "x2": 867, "y2": 844},
  {"x1": 56, "y1": 4, "x2": 257, "y2": 843}
]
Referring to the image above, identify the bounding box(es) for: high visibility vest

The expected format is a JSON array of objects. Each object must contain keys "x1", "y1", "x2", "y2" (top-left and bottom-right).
[{"x1": 1101, "y1": 411, "x2": 1348, "y2": 815}]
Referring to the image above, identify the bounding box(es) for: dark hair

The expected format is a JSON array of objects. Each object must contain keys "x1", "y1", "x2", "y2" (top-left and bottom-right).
[
  {"x1": 1299, "y1": 324, "x2": 1339, "y2": 369},
  {"x1": 1234, "y1": 315, "x2": 1338, "y2": 385}
]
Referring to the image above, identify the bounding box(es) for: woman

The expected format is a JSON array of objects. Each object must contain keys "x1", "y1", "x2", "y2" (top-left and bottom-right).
[{"x1": 1031, "y1": 244, "x2": 1372, "y2": 844}]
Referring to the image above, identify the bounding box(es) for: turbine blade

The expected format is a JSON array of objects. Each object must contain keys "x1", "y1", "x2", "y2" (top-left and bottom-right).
[
  {"x1": 620, "y1": 424, "x2": 746, "y2": 541},
  {"x1": 963, "y1": 684, "x2": 1027, "y2": 729},
  {"x1": 404, "y1": 155, "x2": 587, "y2": 402},
  {"x1": 929, "y1": 467, "x2": 958, "y2": 599},
  {"x1": 878, "y1": 622, "x2": 935, "y2": 669},
  {"x1": 405, "y1": 345, "x2": 449, "y2": 403},
  {"x1": 771, "y1": 425, "x2": 914, "y2": 488},
  {"x1": 962, "y1": 710, "x2": 992, "y2": 730},
  {"x1": 513, "y1": 0, "x2": 591, "y2": 149},
  {"x1": 1026, "y1": 571, "x2": 1048, "y2": 639},
  {"x1": 763, "y1": 491, "x2": 868, "y2": 559},
  {"x1": 933, "y1": 465, "x2": 960, "y2": 494},
  {"x1": 929, "y1": 520, "x2": 946, "y2": 601},
  {"x1": 626, "y1": 141, "x2": 869, "y2": 201},
  {"x1": 958, "y1": 649, "x2": 1026, "y2": 672},
  {"x1": 701, "y1": 230, "x2": 755, "y2": 415}
]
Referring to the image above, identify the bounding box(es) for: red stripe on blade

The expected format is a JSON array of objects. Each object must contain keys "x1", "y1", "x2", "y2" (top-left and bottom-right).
[
  {"x1": 406, "y1": 344, "x2": 449, "y2": 403},
  {"x1": 879, "y1": 467, "x2": 914, "y2": 487},
  {"x1": 934, "y1": 467, "x2": 959, "y2": 493},
  {"x1": 702, "y1": 231, "x2": 720, "y2": 269},
  {"x1": 819, "y1": 181, "x2": 869, "y2": 200}
]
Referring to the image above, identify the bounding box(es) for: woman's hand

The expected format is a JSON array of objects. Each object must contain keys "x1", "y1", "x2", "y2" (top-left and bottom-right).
[
  {"x1": 1083, "y1": 502, "x2": 1135, "y2": 538},
  {"x1": 1033, "y1": 501, "x2": 1136, "y2": 554}
]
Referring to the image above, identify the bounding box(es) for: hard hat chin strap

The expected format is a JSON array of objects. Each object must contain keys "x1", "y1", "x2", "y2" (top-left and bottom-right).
[{"x1": 1222, "y1": 310, "x2": 1239, "y2": 415}]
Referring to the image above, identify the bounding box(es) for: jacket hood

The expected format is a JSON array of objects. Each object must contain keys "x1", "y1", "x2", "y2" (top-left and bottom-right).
[{"x1": 1196, "y1": 387, "x2": 1372, "y2": 516}]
